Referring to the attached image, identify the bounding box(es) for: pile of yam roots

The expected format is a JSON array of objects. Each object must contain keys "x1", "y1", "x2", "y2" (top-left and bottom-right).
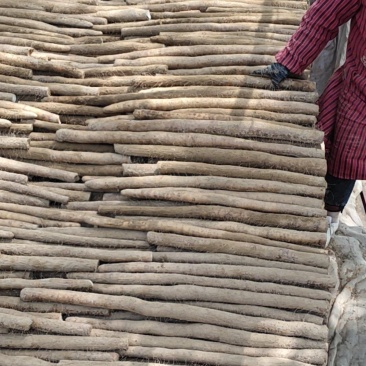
[{"x1": 0, "y1": 0, "x2": 336, "y2": 365}]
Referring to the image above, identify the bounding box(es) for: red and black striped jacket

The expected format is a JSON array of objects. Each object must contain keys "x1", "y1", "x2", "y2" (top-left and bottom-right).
[{"x1": 277, "y1": 0, "x2": 366, "y2": 179}]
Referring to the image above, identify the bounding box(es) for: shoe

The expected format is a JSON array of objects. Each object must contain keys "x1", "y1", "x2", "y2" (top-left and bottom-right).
[{"x1": 326, "y1": 216, "x2": 339, "y2": 246}]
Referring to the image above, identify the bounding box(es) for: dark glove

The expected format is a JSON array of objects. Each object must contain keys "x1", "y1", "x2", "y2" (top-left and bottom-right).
[{"x1": 252, "y1": 63, "x2": 289, "y2": 90}]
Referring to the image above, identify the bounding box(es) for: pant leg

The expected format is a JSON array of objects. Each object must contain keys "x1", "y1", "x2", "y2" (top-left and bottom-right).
[{"x1": 324, "y1": 173, "x2": 356, "y2": 212}]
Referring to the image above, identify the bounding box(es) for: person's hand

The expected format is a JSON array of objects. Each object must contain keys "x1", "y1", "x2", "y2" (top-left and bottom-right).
[{"x1": 252, "y1": 63, "x2": 289, "y2": 90}]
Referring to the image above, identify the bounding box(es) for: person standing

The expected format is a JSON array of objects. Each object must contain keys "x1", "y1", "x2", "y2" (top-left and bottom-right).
[{"x1": 254, "y1": 0, "x2": 366, "y2": 242}]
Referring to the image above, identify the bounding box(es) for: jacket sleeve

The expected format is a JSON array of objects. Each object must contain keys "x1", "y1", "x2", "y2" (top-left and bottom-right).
[{"x1": 276, "y1": 0, "x2": 361, "y2": 74}]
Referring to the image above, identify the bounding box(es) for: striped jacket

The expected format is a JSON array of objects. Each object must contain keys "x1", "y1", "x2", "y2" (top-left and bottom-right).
[{"x1": 276, "y1": 0, "x2": 366, "y2": 179}]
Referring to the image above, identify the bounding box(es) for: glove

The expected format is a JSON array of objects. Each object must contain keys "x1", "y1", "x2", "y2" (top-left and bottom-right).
[{"x1": 252, "y1": 63, "x2": 289, "y2": 90}]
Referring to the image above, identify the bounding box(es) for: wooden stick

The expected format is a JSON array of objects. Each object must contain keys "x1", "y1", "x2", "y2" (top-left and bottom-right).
[
  {"x1": 0, "y1": 180, "x2": 69, "y2": 204},
  {"x1": 105, "y1": 97, "x2": 318, "y2": 116},
  {"x1": 125, "y1": 0, "x2": 307, "y2": 11},
  {"x1": 90, "y1": 284, "x2": 329, "y2": 314},
  {"x1": 90, "y1": 175, "x2": 324, "y2": 200},
  {"x1": 112, "y1": 73, "x2": 315, "y2": 92},
  {"x1": 149, "y1": 32, "x2": 286, "y2": 47},
  {"x1": 108, "y1": 193, "x2": 318, "y2": 211},
  {"x1": 0, "y1": 157, "x2": 78, "y2": 182},
  {"x1": 82, "y1": 215, "x2": 327, "y2": 248},
  {"x1": 114, "y1": 145, "x2": 326, "y2": 176},
  {"x1": 0, "y1": 9, "x2": 94, "y2": 28},
  {"x1": 28, "y1": 185, "x2": 90, "y2": 202},
  {"x1": 0, "y1": 22, "x2": 73, "y2": 40},
  {"x1": 68, "y1": 271, "x2": 330, "y2": 299},
  {"x1": 0, "y1": 210, "x2": 78, "y2": 227},
  {"x1": 95, "y1": 8, "x2": 151, "y2": 22},
  {"x1": 186, "y1": 218, "x2": 328, "y2": 246},
  {"x1": 0, "y1": 136, "x2": 29, "y2": 149},
  {"x1": 40, "y1": 88, "x2": 159, "y2": 105},
  {"x1": 33, "y1": 121, "x2": 87, "y2": 132},
  {"x1": 0, "y1": 296, "x2": 109, "y2": 316},
  {"x1": 148, "y1": 232, "x2": 329, "y2": 268},
  {"x1": 205, "y1": 6, "x2": 305, "y2": 13},
  {"x1": 29, "y1": 133, "x2": 56, "y2": 141},
  {"x1": 21, "y1": 288, "x2": 327, "y2": 340},
  {"x1": 33, "y1": 51, "x2": 98, "y2": 63},
  {"x1": 106, "y1": 206, "x2": 327, "y2": 234},
  {"x1": 0, "y1": 307, "x2": 92, "y2": 336},
  {"x1": 0, "y1": 278, "x2": 92, "y2": 291},
  {"x1": 102, "y1": 311, "x2": 146, "y2": 321},
  {"x1": 0, "y1": 350, "x2": 119, "y2": 362},
  {"x1": 0, "y1": 353, "x2": 53, "y2": 366},
  {"x1": 134, "y1": 217, "x2": 325, "y2": 251},
  {"x1": 59, "y1": 362, "x2": 176, "y2": 366},
  {"x1": 169, "y1": 65, "x2": 306, "y2": 79},
  {"x1": 100, "y1": 86, "x2": 130, "y2": 95},
  {"x1": 35, "y1": 71, "x2": 314, "y2": 91},
  {"x1": 64, "y1": 318, "x2": 324, "y2": 349},
  {"x1": 31, "y1": 74, "x2": 103, "y2": 87},
  {"x1": 106, "y1": 44, "x2": 282, "y2": 61},
  {"x1": 0, "y1": 82, "x2": 49, "y2": 98},
  {"x1": 96, "y1": 85, "x2": 318, "y2": 104},
  {"x1": 0, "y1": 117, "x2": 12, "y2": 126},
  {"x1": 0, "y1": 229, "x2": 13, "y2": 241},
  {"x1": 183, "y1": 301, "x2": 323, "y2": 324},
  {"x1": 42, "y1": 83, "x2": 100, "y2": 97},
  {"x1": 0, "y1": 334, "x2": 128, "y2": 351},
  {"x1": 0, "y1": 170, "x2": 28, "y2": 184},
  {"x1": 0, "y1": 64, "x2": 32, "y2": 79},
  {"x1": 90, "y1": 329, "x2": 326, "y2": 365},
  {"x1": 0, "y1": 272, "x2": 31, "y2": 279},
  {"x1": 123, "y1": 163, "x2": 158, "y2": 177},
  {"x1": 70, "y1": 40, "x2": 162, "y2": 56},
  {"x1": 84, "y1": 64, "x2": 167, "y2": 78},
  {"x1": 0, "y1": 147, "x2": 129, "y2": 165},
  {"x1": 149, "y1": 8, "x2": 298, "y2": 16},
  {"x1": 114, "y1": 52, "x2": 276, "y2": 68},
  {"x1": 0, "y1": 74, "x2": 100, "y2": 96},
  {"x1": 156, "y1": 161, "x2": 325, "y2": 187},
  {"x1": 98, "y1": 262, "x2": 334, "y2": 289},
  {"x1": 0, "y1": 219, "x2": 38, "y2": 229},
  {"x1": 0, "y1": 31, "x2": 74, "y2": 45},
  {"x1": 0, "y1": 44, "x2": 33, "y2": 55},
  {"x1": 0, "y1": 100, "x2": 60, "y2": 123},
  {"x1": 122, "y1": 188, "x2": 326, "y2": 217},
  {"x1": 23, "y1": 102, "x2": 103, "y2": 116},
  {"x1": 30, "y1": 141, "x2": 114, "y2": 153},
  {"x1": 123, "y1": 346, "x2": 313, "y2": 366},
  {"x1": 0, "y1": 35, "x2": 71, "y2": 53},
  {"x1": 0, "y1": 226, "x2": 149, "y2": 249},
  {"x1": 147, "y1": 231, "x2": 329, "y2": 267},
  {"x1": 0, "y1": 242, "x2": 152, "y2": 262},
  {"x1": 40, "y1": 227, "x2": 147, "y2": 240},
  {"x1": 9, "y1": 124, "x2": 33, "y2": 134},
  {"x1": 121, "y1": 23, "x2": 297, "y2": 38},
  {"x1": 22, "y1": 160, "x2": 124, "y2": 177},
  {"x1": 58, "y1": 28, "x2": 104, "y2": 38},
  {"x1": 0, "y1": 254, "x2": 98, "y2": 272},
  {"x1": 0, "y1": 52, "x2": 84, "y2": 78},
  {"x1": 0, "y1": 312, "x2": 32, "y2": 331},
  {"x1": 57, "y1": 130, "x2": 323, "y2": 159},
  {"x1": 147, "y1": 108, "x2": 316, "y2": 126},
  {"x1": 86, "y1": 118, "x2": 322, "y2": 145},
  {"x1": 0, "y1": 190, "x2": 48, "y2": 207}
]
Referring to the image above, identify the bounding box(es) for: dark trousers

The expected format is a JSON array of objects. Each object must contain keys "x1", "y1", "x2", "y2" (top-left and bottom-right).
[{"x1": 324, "y1": 173, "x2": 356, "y2": 212}]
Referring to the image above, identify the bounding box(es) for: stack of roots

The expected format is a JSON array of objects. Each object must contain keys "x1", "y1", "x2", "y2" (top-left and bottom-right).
[{"x1": 0, "y1": 0, "x2": 335, "y2": 365}]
